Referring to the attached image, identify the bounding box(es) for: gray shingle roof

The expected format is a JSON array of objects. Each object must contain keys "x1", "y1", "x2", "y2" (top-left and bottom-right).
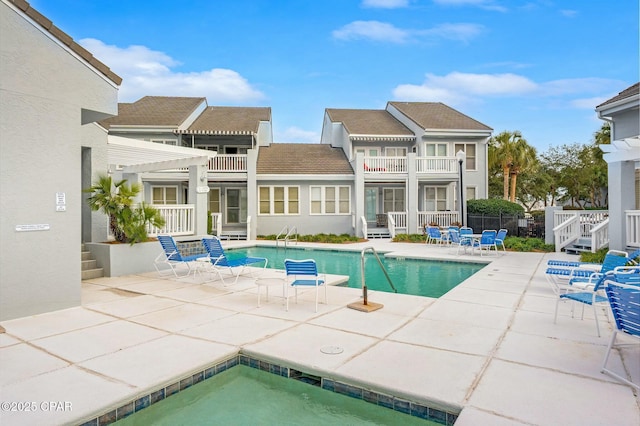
[
  {"x1": 258, "y1": 144, "x2": 353, "y2": 175},
  {"x1": 8, "y1": 0, "x2": 122, "y2": 85},
  {"x1": 596, "y1": 82, "x2": 640, "y2": 108},
  {"x1": 99, "y1": 96, "x2": 206, "y2": 128},
  {"x1": 183, "y1": 106, "x2": 271, "y2": 135},
  {"x1": 326, "y1": 109, "x2": 413, "y2": 136},
  {"x1": 388, "y1": 102, "x2": 492, "y2": 131}
]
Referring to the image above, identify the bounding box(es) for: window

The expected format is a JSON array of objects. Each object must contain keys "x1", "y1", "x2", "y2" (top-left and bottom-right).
[
  {"x1": 385, "y1": 147, "x2": 407, "y2": 157},
  {"x1": 226, "y1": 188, "x2": 247, "y2": 224},
  {"x1": 224, "y1": 146, "x2": 249, "y2": 154},
  {"x1": 425, "y1": 143, "x2": 447, "y2": 157},
  {"x1": 454, "y1": 143, "x2": 477, "y2": 170},
  {"x1": 209, "y1": 188, "x2": 221, "y2": 213},
  {"x1": 383, "y1": 188, "x2": 405, "y2": 212},
  {"x1": 466, "y1": 187, "x2": 477, "y2": 201},
  {"x1": 310, "y1": 186, "x2": 350, "y2": 215},
  {"x1": 425, "y1": 187, "x2": 447, "y2": 211},
  {"x1": 147, "y1": 139, "x2": 177, "y2": 146},
  {"x1": 258, "y1": 186, "x2": 299, "y2": 215},
  {"x1": 152, "y1": 186, "x2": 178, "y2": 204}
]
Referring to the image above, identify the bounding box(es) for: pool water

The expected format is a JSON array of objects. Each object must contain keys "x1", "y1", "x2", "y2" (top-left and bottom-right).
[
  {"x1": 114, "y1": 365, "x2": 438, "y2": 425},
  {"x1": 229, "y1": 246, "x2": 484, "y2": 298}
]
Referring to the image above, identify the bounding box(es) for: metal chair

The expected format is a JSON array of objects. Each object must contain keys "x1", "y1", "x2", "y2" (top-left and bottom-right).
[{"x1": 284, "y1": 259, "x2": 326, "y2": 312}]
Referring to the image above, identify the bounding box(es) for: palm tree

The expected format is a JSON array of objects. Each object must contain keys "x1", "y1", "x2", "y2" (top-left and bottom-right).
[
  {"x1": 489, "y1": 131, "x2": 533, "y2": 201},
  {"x1": 508, "y1": 142, "x2": 537, "y2": 203}
]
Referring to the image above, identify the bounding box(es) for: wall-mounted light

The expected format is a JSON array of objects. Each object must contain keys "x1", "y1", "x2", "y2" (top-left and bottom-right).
[{"x1": 200, "y1": 172, "x2": 207, "y2": 183}]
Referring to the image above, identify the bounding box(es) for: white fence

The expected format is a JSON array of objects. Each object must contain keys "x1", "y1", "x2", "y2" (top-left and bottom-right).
[
  {"x1": 553, "y1": 210, "x2": 609, "y2": 252},
  {"x1": 418, "y1": 211, "x2": 460, "y2": 231},
  {"x1": 148, "y1": 204, "x2": 195, "y2": 236},
  {"x1": 362, "y1": 156, "x2": 458, "y2": 174},
  {"x1": 627, "y1": 210, "x2": 640, "y2": 248}
]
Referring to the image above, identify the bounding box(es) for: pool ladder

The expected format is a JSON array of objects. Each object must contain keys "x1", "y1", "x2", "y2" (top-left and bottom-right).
[
  {"x1": 349, "y1": 247, "x2": 397, "y2": 312},
  {"x1": 276, "y1": 225, "x2": 298, "y2": 248}
]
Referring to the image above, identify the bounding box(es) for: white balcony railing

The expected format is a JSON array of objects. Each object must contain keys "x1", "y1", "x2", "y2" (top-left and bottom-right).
[
  {"x1": 148, "y1": 204, "x2": 195, "y2": 236},
  {"x1": 362, "y1": 156, "x2": 459, "y2": 174},
  {"x1": 416, "y1": 157, "x2": 459, "y2": 173},
  {"x1": 417, "y1": 211, "x2": 460, "y2": 232},
  {"x1": 209, "y1": 154, "x2": 247, "y2": 172},
  {"x1": 626, "y1": 210, "x2": 640, "y2": 248}
]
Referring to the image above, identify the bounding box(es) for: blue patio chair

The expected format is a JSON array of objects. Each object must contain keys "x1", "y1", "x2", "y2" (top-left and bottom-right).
[
  {"x1": 553, "y1": 253, "x2": 631, "y2": 336},
  {"x1": 545, "y1": 267, "x2": 593, "y2": 295},
  {"x1": 546, "y1": 249, "x2": 632, "y2": 270},
  {"x1": 284, "y1": 259, "x2": 326, "y2": 312},
  {"x1": 602, "y1": 271, "x2": 640, "y2": 390},
  {"x1": 472, "y1": 230, "x2": 497, "y2": 256},
  {"x1": 460, "y1": 226, "x2": 473, "y2": 237},
  {"x1": 448, "y1": 229, "x2": 472, "y2": 255},
  {"x1": 154, "y1": 235, "x2": 208, "y2": 278},
  {"x1": 495, "y1": 228, "x2": 508, "y2": 252},
  {"x1": 202, "y1": 237, "x2": 268, "y2": 285},
  {"x1": 426, "y1": 226, "x2": 446, "y2": 246}
]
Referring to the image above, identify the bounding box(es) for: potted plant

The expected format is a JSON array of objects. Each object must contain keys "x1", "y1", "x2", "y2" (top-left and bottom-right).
[{"x1": 85, "y1": 174, "x2": 165, "y2": 244}]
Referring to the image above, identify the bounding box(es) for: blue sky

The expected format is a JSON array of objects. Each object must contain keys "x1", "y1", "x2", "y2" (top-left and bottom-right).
[{"x1": 31, "y1": 0, "x2": 638, "y2": 152}]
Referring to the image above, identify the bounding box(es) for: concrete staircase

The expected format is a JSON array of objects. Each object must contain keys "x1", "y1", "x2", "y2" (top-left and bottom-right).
[
  {"x1": 219, "y1": 231, "x2": 248, "y2": 240},
  {"x1": 82, "y1": 244, "x2": 104, "y2": 280},
  {"x1": 367, "y1": 227, "x2": 391, "y2": 239}
]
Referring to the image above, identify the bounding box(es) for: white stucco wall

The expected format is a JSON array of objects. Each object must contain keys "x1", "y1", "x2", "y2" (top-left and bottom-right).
[{"x1": 0, "y1": 2, "x2": 118, "y2": 320}]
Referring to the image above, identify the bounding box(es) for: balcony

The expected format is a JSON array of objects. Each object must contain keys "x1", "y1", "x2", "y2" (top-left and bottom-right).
[
  {"x1": 363, "y1": 156, "x2": 459, "y2": 174},
  {"x1": 208, "y1": 154, "x2": 247, "y2": 172}
]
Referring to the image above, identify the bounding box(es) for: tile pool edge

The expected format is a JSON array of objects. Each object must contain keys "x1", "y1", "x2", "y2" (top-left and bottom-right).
[{"x1": 78, "y1": 353, "x2": 459, "y2": 426}]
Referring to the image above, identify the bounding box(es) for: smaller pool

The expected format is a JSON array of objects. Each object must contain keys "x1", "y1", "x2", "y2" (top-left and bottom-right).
[
  {"x1": 228, "y1": 246, "x2": 485, "y2": 298},
  {"x1": 114, "y1": 365, "x2": 442, "y2": 425}
]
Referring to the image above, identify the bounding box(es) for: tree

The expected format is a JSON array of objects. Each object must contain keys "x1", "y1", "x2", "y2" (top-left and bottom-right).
[
  {"x1": 488, "y1": 130, "x2": 537, "y2": 202},
  {"x1": 85, "y1": 175, "x2": 165, "y2": 244},
  {"x1": 594, "y1": 122, "x2": 611, "y2": 145}
]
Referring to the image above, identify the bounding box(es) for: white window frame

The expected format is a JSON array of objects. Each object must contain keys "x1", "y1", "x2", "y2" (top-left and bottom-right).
[
  {"x1": 209, "y1": 188, "x2": 221, "y2": 213},
  {"x1": 147, "y1": 138, "x2": 177, "y2": 146},
  {"x1": 151, "y1": 185, "x2": 179, "y2": 204},
  {"x1": 382, "y1": 187, "x2": 405, "y2": 213},
  {"x1": 385, "y1": 147, "x2": 407, "y2": 157},
  {"x1": 225, "y1": 187, "x2": 247, "y2": 224},
  {"x1": 424, "y1": 186, "x2": 448, "y2": 212},
  {"x1": 258, "y1": 186, "x2": 300, "y2": 215},
  {"x1": 454, "y1": 143, "x2": 477, "y2": 171},
  {"x1": 310, "y1": 185, "x2": 351, "y2": 215},
  {"x1": 425, "y1": 143, "x2": 447, "y2": 157}
]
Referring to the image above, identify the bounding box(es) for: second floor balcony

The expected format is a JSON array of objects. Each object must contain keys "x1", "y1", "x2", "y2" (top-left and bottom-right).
[{"x1": 363, "y1": 156, "x2": 460, "y2": 174}]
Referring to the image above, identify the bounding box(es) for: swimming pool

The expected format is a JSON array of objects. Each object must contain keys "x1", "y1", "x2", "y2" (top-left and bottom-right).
[
  {"x1": 114, "y1": 364, "x2": 443, "y2": 425},
  {"x1": 227, "y1": 246, "x2": 485, "y2": 298}
]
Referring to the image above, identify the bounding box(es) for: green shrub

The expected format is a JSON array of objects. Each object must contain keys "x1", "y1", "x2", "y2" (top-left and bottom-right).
[
  {"x1": 258, "y1": 233, "x2": 361, "y2": 244},
  {"x1": 467, "y1": 199, "x2": 525, "y2": 215},
  {"x1": 392, "y1": 233, "x2": 427, "y2": 243},
  {"x1": 580, "y1": 247, "x2": 608, "y2": 263},
  {"x1": 503, "y1": 237, "x2": 554, "y2": 252}
]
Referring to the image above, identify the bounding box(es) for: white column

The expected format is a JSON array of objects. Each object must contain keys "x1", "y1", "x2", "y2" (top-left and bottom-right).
[{"x1": 189, "y1": 164, "x2": 209, "y2": 236}]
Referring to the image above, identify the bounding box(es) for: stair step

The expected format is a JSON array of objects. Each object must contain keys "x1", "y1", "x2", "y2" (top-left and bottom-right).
[
  {"x1": 81, "y1": 251, "x2": 93, "y2": 261},
  {"x1": 82, "y1": 259, "x2": 98, "y2": 271},
  {"x1": 82, "y1": 268, "x2": 104, "y2": 280}
]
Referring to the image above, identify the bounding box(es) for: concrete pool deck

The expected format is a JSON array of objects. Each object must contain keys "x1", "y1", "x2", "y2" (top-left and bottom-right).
[{"x1": 1, "y1": 240, "x2": 638, "y2": 425}]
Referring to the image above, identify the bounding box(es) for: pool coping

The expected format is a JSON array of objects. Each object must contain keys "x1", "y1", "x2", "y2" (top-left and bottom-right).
[{"x1": 78, "y1": 352, "x2": 459, "y2": 426}]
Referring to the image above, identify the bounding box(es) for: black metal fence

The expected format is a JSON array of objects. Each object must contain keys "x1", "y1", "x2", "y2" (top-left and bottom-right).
[{"x1": 467, "y1": 214, "x2": 545, "y2": 238}]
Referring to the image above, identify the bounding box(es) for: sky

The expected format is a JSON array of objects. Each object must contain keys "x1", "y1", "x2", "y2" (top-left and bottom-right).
[{"x1": 29, "y1": 0, "x2": 639, "y2": 152}]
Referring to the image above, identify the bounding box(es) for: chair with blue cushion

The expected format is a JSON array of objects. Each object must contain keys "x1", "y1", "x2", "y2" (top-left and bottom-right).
[
  {"x1": 284, "y1": 259, "x2": 326, "y2": 312},
  {"x1": 472, "y1": 230, "x2": 498, "y2": 256},
  {"x1": 554, "y1": 253, "x2": 631, "y2": 336},
  {"x1": 545, "y1": 267, "x2": 593, "y2": 295},
  {"x1": 202, "y1": 236, "x2": 268, "y2": 285},
  {"x1": 495, "y1": 228, "x2": 508, "y2": 252},
  {"x1": 460, "y1": 226, "x2": 473, "y2": 237},
  {"x1": 154, "y1": 234, "x2": 208, "y2": 278},
  {"x1": 601, "y1": 270, "x2": 640, "y2": 390},
  {"x1": 426, "y1": 226, "x2": 446, "y2": 246},
  {"x1": 546, "y1": 249, "x2": 632, "y2": 270},
  {"x1": 448, "y1": 229, "x2": 472, "y2": 255}
]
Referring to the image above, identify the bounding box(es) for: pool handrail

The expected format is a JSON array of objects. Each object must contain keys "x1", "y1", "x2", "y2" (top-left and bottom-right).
[{"x1": 360, "y1": 247, "x2": 397, "y2": 306}]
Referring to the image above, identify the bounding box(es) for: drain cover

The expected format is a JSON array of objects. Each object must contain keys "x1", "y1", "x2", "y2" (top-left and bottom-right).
[{"x1": 320, "y1": 345, "x2": 344, "y2": 354}]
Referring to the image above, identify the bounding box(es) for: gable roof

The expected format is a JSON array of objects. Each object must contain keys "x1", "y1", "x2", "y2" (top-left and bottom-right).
[
  {"x1": 180, "y1": 106, "x2": 271, "y2": 135},
  {"x1": 326, "y1": 109, "x2": 414, "y2": 140},
  {"x1": 8, "y1": 0, "x2": 122, "y2": 85},
  {"x1": 257, "y1": 144, "x2": 353, "y2": 175},
  {"x1": 388, "y1": 102, "x2": 492, "y2": 131},
  {"x1": 596, "y1": 82, "x2": 639, "y2": 108},
  {"x1": 99, "y1": 96, "x2": 206, "y2": 128}
]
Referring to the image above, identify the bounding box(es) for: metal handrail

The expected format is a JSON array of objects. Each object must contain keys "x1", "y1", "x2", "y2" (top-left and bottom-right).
[
  {"x1": 360, "y1": 247, "x2": 397, "y2": 305},
  {"x1": 276, "y1": 225, "x2": 298, "y2": 247}
]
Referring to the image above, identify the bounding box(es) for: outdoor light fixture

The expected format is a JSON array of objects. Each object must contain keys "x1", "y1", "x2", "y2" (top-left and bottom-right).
[
  {"x1": 456, "y1": 150, "x2": 466, "y2": 227},
  {"x1": 200, "y1": 171, "x2": 207, "y2": 182}
]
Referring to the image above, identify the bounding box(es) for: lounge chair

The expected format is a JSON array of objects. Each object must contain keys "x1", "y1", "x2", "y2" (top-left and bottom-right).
[
  {"x1": 545, "y1": 267, "x2": 593, "y2": 295},
  {"x1": 284, "y1": 259, "x2": 326, "y2": 312},
  {"x1": 154, "y1": 235, "x2": 208, "y2": 278},
  {"x1": 601, "y1": 269, "x2": 640, "y2": 390},
  {"x1": 553, "y1": 253, "x2": 631, "y2": 336},
  {"x1": 202, "y1": 237, "x2": 268, "y2": 285},
  {"x1": 546, "y1": 249, "x2": 633, "y2": 270}
]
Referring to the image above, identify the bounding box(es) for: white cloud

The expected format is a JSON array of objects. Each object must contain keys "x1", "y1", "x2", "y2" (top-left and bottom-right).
[
  {"x1": 80, "y1": 38, "x2": 264, "y2": 103},
  {"x1": 361, "y1": 0, "x2": 409, "y2": 8},
  {"x1": 332, "y1": 21, "x2": 410, "y2": 43},
  {"x1": 560, "y1": 9, "x2": 578, "y2": 18},
  {"x1": 276, "y1": 126, "x2": 320, "y2": 144},
  {"x1": 392, "y1": 72, "x2": 625, "y2": 110},
  {"x1": 332, "y1": 21, "x2": 483, "y2": 44},
  {"x1": 432, "y1": 0, "x2": 507, "y2": 12}
]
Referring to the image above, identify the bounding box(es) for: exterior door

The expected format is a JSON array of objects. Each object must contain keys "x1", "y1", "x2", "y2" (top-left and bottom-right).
[
  {"x1": 365, "y1": 188, "x2": 378, "y2": 222},
  {"x1": 226, "y1": 188, "x2": 247, "y2": 224}
]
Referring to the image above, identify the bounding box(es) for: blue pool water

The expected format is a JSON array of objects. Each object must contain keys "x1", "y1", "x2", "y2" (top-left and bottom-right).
[
  {"x1": 228, "y1": 246, "x2": 484, "y2": 298},
  {"x1": 114, "y1": 365, "x2": 440, "y2": 425}
]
